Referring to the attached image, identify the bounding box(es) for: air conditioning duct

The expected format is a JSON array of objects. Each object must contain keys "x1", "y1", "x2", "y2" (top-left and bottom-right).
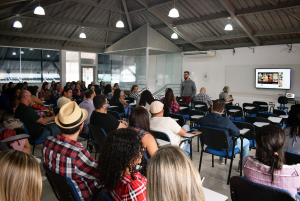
[{"x1": 182, "y1": 51, "x2": 216, "y2": 57}]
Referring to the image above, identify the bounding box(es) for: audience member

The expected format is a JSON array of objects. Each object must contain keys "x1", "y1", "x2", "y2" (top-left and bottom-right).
[
  {"x1": 112, "y1": 83, "x2": 119, "y2": 94},
  {"x1": 194, "y1": 87, "x2": 213, "y2": 108},
  {"x1": 73, "y1": 83, "x2": 84, "y2": 99},
  {"x1": 28, "y1": 86, "x2": 44, "y2": 105},
  {"x1": 41, "y1": 82, "x2": 50, "y2": 93},
  {"x1": 43, "y1": 101, "x2": 101, "y2": 201},
  {"x1": 23, "y1": 82, "x2": 28, "y2": 90},
  {"x1": 284, "y1": 109, "x2": 300, "y2": 154},
  {"x1": 88, "y1": 85, "x2": 95, "y2": 91},
  {"x1": 99, "y1": 81, "x2": 105, "y2": 91},
  {"x1": 2, "y1": 84, "x2": 8, "y2": 92},
  {"x1": 129, "y1": 85, "x2": 139, "y2": 101},
  {"x1": 57, "y1": 88, "x2": 72, "y2": 108},
  {"x1": 147, "y1": 146, "x2": 205, "y2": 201},
  {"x1": 15, "y1": 90, "x2": 60, "y2": 140},
  {"x1": 94, "y1": 85, "x2": 102, "y2": 95},
  {"x1": 91, "y1": 81, "x2": 95, "y2": 86},
  {"x1": 49, "y1": 80, "x2": 55, "y2": 92},
  {"x1": 0, "y1": 150, "x2": 42, "y2": 201},
  {"x1": 110, "y1": 88, "x2": 128, "y2": 106},
  {"x1": 104, "y1": 84, "x2": 113, "y2": 99},
  {"x1": 199, "y1": 99, "x2": 249, "y2": 169},
  {"x1": 64, "y1": 82, "x2": 71, "y2": 90},
  {"x1": 181, "y1": 71, "x2": 196, "y2": 105},
  {"x1": 8, "y1": 82, "x2": 14, "y2": 88},
  {"x1": 138, "y1": 90, "x2": 154, "y2": 118},
  {"x1": 90, "y1": 95, "x2": 127, "y2": 134},
  {"x1": 161, "y1": 88, "x2": 180, "y2": 114},
  {"x1": 58, "y1": 82, "x2": 63, "y2": 94},
  {"x1": 79, "y1": 89, "x2": 96, "y2": 134},
  {"x1": 71, "y1": 81, "x2": 77, "y2": 90},
  {"x1": 9, "y1": 86, "x2": 21, "y2": 108},
  {"x1": 52, "y1": 83, "x2": 62, "y2": 99},
  {"x1": 39, "y1": 82, "x2": 51, "y2": 100},
  {"x1": 129, "y1": 107, "x2": 158, "y2": 157},
  {"x1": 81, "y1": 81, "x2": 87, "y2": 92},
  {"x1": 243, "y1": 125, "x2": 300, "y2": 198},
  {"x1": 219, "y1": 86, "x2": 234, "y2": 102},
  {"x1": 96, "y1": 129, "x2": 146, "y2": 201},
  {"x1": 149, "y1": 101, "x2": 190, "y2": 151}
]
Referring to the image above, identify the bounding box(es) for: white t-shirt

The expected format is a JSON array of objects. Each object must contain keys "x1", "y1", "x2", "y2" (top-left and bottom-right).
[
  {"x1": 57, "y1": 96, "x2": 71, "y2": 108},
  {"x1": 150, "y1": 117, "x2": 182, "y2": 146}
]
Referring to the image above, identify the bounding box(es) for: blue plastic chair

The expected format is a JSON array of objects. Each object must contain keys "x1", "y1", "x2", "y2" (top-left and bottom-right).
[
  {"x1": 107, "y1": 110, "x2": 122, "y2": 120},
  {"x1": 101, "y1": 189, "x2": 114, "y2": 201}
]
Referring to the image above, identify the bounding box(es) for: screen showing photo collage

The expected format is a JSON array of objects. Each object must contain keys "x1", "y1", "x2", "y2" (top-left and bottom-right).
[{"x1": 257, "y1": 72, "x2": 284, "y2": 87}]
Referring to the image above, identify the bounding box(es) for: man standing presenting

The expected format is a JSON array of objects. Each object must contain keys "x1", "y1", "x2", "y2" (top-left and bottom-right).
[{"x1": 181, "y1": 71, "x2": 196, "y2": 105}]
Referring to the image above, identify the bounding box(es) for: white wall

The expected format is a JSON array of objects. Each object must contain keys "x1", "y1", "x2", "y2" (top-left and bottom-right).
[{"x1": 182, "y1": 44, "x2": 300, "y2": 107}]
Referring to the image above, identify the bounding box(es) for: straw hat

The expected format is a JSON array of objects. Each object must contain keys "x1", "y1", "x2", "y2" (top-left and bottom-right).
[
  {"x1": 150, "y1": 101, "x2": 164, "y2": 115},
  {"x1": 55, "y1": 101, "x2": 88, "y2": 129}
]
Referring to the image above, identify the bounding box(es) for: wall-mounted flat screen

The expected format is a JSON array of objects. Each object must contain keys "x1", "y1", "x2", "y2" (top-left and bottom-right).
[{"x1": 255, "y1": 68, "x2": 291, "y2": 90}]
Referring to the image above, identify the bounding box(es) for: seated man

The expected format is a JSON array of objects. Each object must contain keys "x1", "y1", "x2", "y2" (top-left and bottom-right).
[
  {"x1": 149, "y1": 101, "x2": 190, "y2": 151},
  {"x1": 194, "y1": 87, "x2": 213, "y2": 108},
  {"x1": 79, "y1": 90, "x2": 96, "y2": 134},
  {"x1": 90, "y1": 95, "x2": 127, "y2": 134},
  {"x1": 42, "y1": 102, "x2": 101, "y2": 201},
  {"x1": 57, "y1": 88, "x2": 72, "y2": 108},
  {"x1": 15, "y1": 90, "x2": 60, "y2": 140},
  {"x1": 199, "y1": 99, "x2": 249, "y2": 170}
]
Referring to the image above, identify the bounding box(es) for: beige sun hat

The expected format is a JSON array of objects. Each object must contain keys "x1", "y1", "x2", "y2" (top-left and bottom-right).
[
  {"x1": 55, "y1": 101, "x2": 88, "y2": 129},
  {"x1": 150, "y1": 101, "x2": 164, "y2": 115}
]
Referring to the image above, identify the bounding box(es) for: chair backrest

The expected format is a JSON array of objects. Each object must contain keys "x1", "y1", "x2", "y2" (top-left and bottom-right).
[
  {"x1": 125, "y1": 97, "x2": 135, "y2": 104},
  {"x1": 43, "y1": 163, "x2": 80, "y2": 201},
  {"x1": 232, "y1": 121, "x2": 255, "y2": 141},
  {"x1": 88, "y1": 124, "x2": 107, "y2": 147},
  {"x1": 244, "y1": 116, "x2": 270, "y2": 124},
  {"x1": 273, "y1": 109, "x2": 287, "y2": 116},
  {"x1": 230, "y1": 176, "x2": 295, "y2": 201},
  {"x1": 53, "y1": 107, "x2": 60, "y2": 115},
  {"x1": 107, "y1": 110, "x2": 121, "y2": 120},
  {"x1": 198, "y1": 126, "x2": 229, "y2": 150},
  {"x1": 150, "y1": 130, "x2": 171, "y2": 143},
  {"x1": 111, "y1": 102, "x2": 125, "y2": 114},
  {"x1": 189, "y1": 110, "x2": 206, "y2": 116},
  {"x1": 225, "y1": 105, "x2": 243, "y2": 117},
  {"x1": 278, "y1": 96, "x2": 288, "y2": 104},
  {"x1": 50, "y1": 95, "x2": 58, "y2": 107},
  {"x1": 253, "y1": 101, "x2": 268, "y2": 106},
  {"x1": 285, "y1": 151, "x2": 300, "y2": 165},
  {"x1": 193, "y1": 101, "x2": 208, "y2": 113},
  {"x1": 176, "y1": 96, "x2": 183, "y2": 103},
  {"x1": 164, "y1": 113, "x2": 185, "y2": 127},
  {"x1": 256, "y1": 113, "x2": 278, "y2": 118},
  {"x1": 178, "y1": 103, "x2": 190, "y2": 115},
  {"x1": 291, "y1": 104, "x2": 300, "y2": 111},
  {"x1": 242, "y1": 103, "x2": 259, "y2": 114}
]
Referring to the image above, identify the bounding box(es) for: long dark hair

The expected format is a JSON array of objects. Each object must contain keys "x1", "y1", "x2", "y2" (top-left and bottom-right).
[
  {"x1": 104, "y1": 84, "x2": 112, "y2": 95},
  {"x1": 255, "y1": 125, "x2": 286, "y2": 183},
  {"x1": 53, "y1": 83, "x2": 60, "y2": 92},
  {"x1": 129, "y1": 107, "x2": 150, "y2": 131},
  {"x1": 139, "y1": 90, "x2": 153, "y2": 107},
  {"x1": 287, "y1": 109, "x2": 300, "y2": 138},
  {"x1": 9, "y1": 86, "x2": 21, "y2": 103},
  {"x1": 163, "y1": 88, "x2": 175, "y2": 108},
  {"x1": 42, "y1": 82, "x2": 49, "y2": 92},
  {"x1": 111, "y1": 88, "x2": 121, "y2": 103},
  {"x1": 97, "y1": 129, "x2": 143, "y2": 191}
]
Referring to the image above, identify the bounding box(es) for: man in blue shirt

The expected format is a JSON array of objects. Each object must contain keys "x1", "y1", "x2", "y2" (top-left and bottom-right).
[{"x1": 199, "y1": 99, "x2": 249, "y2": 170}]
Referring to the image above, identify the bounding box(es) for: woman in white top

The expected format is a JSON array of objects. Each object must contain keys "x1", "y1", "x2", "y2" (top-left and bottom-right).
[{"x1": 138, "y1": 90, "x2": 154, "y2": 118}]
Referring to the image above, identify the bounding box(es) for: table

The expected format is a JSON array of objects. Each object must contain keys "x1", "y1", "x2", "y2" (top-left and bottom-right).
[
  {"x1": 279, "y1": 115, "x2": 289, "y2": 119},
  {"x1": 156, "y1": 139, "x2": 171, "y2": 147},
  {"x1": 203, "y1": 187, "x2": 228, "y2": 201},
  {"x1": 268, "y1": 116, "x2": 282, "y2": 124},
  {"x1": 129, "y1": 103, "x2": 136, "y2": 106},
  {"x1": 239, "y1": 128, "x2": 250, "y2": 135},
  {"x1": 0, "y1": 134, "x2": 29, "y2": 143},
  {"x1": 36, "y1": 109, "x2": 47, "y2": 112},
  {"x1": 45, "y1": 121, "x2": 55, "y2": 125},
  {"x1": 44, "y1": 104, "x2": 54, "y2": 107},
  {"x1": 180, "y1": 106, "x2": 188, "y2": 110},
  {"x1": 109, "y1": 106, "x2": 118, "y2": 108},
  {"x1": 228, "y1": 109, "x2": 240, "y2": 113},
  {"x1": 172, "y1": 118, "x2": 179, "y2": 121},
  {"x1": 244, "y1": 106, "x2": 255, "y2": 110},
  {"x1": 253, "y1": 122, "x2": 269, "y2": 127},
  {"x1": 195, "y1": 105, "x2": 205, "y2": 108},
  {"x1": 190, "y1": 115, "x2": 204, "y2": 119},
  {"x1": 183, "y1": 131, "x2": 201, "y2": 160}
]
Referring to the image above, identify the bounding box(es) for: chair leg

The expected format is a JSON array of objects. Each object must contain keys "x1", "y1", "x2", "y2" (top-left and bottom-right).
[
  {"x1": 32, "y1": 143, "x2": 35, "y2": 156},
  {"x1": 197, "y1": 135, "x2": 200, "y2": 152},
  {"x1": 212, "y1": 155, "x2": 214, "y2": 167},
  {"x1": 199, "y1": 150, "x2": 203, "y2": 171}
]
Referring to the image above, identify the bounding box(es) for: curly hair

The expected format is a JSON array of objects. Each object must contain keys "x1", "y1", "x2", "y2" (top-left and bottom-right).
[{"x1": 97, "y1": 129, "x2": 143, "y2": 191}]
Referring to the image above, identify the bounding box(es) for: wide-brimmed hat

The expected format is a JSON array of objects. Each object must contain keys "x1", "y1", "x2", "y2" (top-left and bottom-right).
[
  {"x1": 55, "y1": 101, "x2": 87, "y2": 129},
  {"x1": 150, "y1": 101, "x2": 164, "y2": 115}
]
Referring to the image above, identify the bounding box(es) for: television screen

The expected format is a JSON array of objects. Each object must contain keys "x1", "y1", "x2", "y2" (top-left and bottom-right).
[{"x1": 255, "y1": 68, "x2": 291, "y2": 90}]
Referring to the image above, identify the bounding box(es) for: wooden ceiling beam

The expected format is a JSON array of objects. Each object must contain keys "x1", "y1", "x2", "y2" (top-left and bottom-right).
[
  {"x1": 122, "y1": 0, "x2": 132, "y2": 32},
  {"x1": 66, "y1": 0, "x2": 125, "y2": 14},
  {"x1": 129, "y1": 0, "x2": 172, "y2": 13}
]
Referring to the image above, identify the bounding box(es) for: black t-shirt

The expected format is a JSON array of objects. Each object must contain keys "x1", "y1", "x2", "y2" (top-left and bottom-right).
[
  {"x1": 90, "y1": 111, "x2": 120, "y2": 134},
  {"x1": 15, "y1": 103, "x2": 43, "y2": 140}
]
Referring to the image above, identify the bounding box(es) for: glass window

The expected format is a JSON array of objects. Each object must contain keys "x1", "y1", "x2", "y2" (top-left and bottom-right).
[
  {"x1": 81, "y1": 52, "x2": 96, "y2": 64},
  {"x1": 0, "y1": 47, "x2": 21, "y2": 83},
  {"x1": 21, "y1": 48, "x2": 42, "y2": 83},
  {"x1": 98, "y1": 54, "x2": 111, "y2": 82},
  {"x1": 66, "y1": 51, "x2": 79, "y2": 82},
  {"x1": 42, "y1": 50, "x2": 60, "y2": 82}
]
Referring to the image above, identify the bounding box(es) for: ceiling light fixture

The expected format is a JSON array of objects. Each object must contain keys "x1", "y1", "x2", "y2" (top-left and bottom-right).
[
  {"x1": 79, "y1": 27, "x2": 86, "y2": 38},
  {"x1": 34, "y1": 0, "x2": 45, "y2": 15},
  {"x1": 171, "y1": 33, "x2": 178, "y2": 39},
  {"x1": 47, "y1": 55, "x2": 50, "y2": 58},
  {"x1": 13, "y1": 15, "x2": 22, "y2": 28},
  {"x1": 21, "y1": 51, "x2": 24, "y2": 54},
  {"x1": 29, "y1": 48, "x2": 33, "y2": 50},
  {"x1": 116, "y1": 0, "x2": 124, "y2": 28},
  {"x1": 12, "y1": 52, "x2": 16, "y2": 55},
  {"x1": 224, "y1": 17, "x2": 233, "y2": 31},
  {"x1": 168, "y1": 0, "x2": 179, "y2": 18}
]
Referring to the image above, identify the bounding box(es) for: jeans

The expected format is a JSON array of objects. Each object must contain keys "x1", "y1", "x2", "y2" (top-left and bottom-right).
[
  {"x1": 39, "y1": 123, "x2": 61, "y2": 140},
  {"x1": 181, "y1": 125, "x2": 191, "y2": 153},
  {"x1": 220, "y1": 138, "x2": 250, "y2": 165}
]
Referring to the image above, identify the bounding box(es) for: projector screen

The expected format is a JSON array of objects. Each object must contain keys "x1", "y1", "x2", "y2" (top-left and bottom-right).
[{"x1": 255, "y1": 68, "x2": 291, "y2": 90}]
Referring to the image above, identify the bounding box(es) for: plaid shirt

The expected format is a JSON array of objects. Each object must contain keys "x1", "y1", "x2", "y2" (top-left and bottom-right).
[
  {"x1": 52, "y1": 90, "x2": 62, "y2": 99},
  {"x1": 129, "y1": 92, "x2": 139, "y2": 100},
  {"x1": 161, "y1": 97, "x2": 180, "y2": 113},
  {"x1": 42, "y1": 134, "x2": 101, "y2": 201},
  {"x1": 193, "y1": 93, "x2": 213, "y2": 108},
  {"x1": 109, "y1": 172, "x2": 147, "y2": 201},
  {"x1": 243, "y1": 156, "x2": 300, "y2": 197}
]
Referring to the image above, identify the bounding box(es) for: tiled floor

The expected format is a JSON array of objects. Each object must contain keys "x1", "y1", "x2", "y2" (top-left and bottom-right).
[{"x1": 38, "y1": 136, "x2": 255, "y2": 201}]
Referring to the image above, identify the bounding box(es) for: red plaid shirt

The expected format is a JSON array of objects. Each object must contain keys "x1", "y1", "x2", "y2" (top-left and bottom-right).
[
  {"x1": 109, "y1": 172, "x2": 147, "y2": 201},
  {"x1": 161, "y1": 97, "x2": 180, "y2": 113},
  {"x1": 243, "y1": 156, "x2": 300, "y2": 197},
  {"x1": 42, "y1": 134, "x2": 101, "y2": 201}
]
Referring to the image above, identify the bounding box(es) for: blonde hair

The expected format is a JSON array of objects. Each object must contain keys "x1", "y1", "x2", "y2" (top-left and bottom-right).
[
  {"x1": 147, "y1": 146, "x2": 205, "y2": 201},
  {"x1": 0, "y1": 150, "x2": 42, "y2": 201}
]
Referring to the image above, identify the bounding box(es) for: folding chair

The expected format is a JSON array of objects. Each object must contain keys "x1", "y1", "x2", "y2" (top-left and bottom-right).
[
  {"x1": 285, "y1": 151, "x2": 300, "y2": 165},
  {"x1": 88, "y1": 124, "x2": 107, "y2": 159},
  {"x1": 178, "y1": 103, "x2": 190, "y2": 120},
  {"x1": 193, "y1": 101, "x2": 208, "y2": 113},
  {"x1": 226, "y1": 105, "x2": 243, "y2": 121},
  {"x1": 107, "y1": 110, "x2": 121, "y2": 120},
  {"x1": 150, "y1": 130, "x2": 171, "y2": 142},
  {"x1": 244, "y1": 116, "x2": 270, "y2": 124},
  {"x1": 198, "y1": 126, "x2": 240, "y2": 185},
  {"x1": 189, "y1": 110, "x2": 206, "y2": 129},
  {"x1": 50, "y1": 95, "x2": 58, "y2": 107},
  {"x1": 230, "y1": 176, "x2": 295, "y2": 201},
  {"x1": 125, "y1": 97, "x2": 135, "y2": 104},
  {"x1": 165, "y1": 113, "x2": 185, "y2": 127},
  {"x1": 43, "y1": 163, "x2": 81, "y2": 201},
  {"x1": 232, "y1": 121, "x2": 256, "y2": 150},
  {"x1": 253, "y1": 101, "x2": 268, "y2": 113},
  {"x1": 242, "y1": 103, "x2": 259, "y2": 117},
  {"x1": 256, "y1": 113, "x2": 278, "y2": 118}
]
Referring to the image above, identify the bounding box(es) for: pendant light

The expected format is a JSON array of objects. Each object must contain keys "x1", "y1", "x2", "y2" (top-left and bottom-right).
[
  {"x1": 79, "y1": 27, "x2": 86, "y2": 38},
  {"x1": 13, "y1": 15, "x2": 22, "y2": 28},
  {"x1": 168, "y1": 0, "x2": 179, "y2": 18},
  {"x1": 34, "y1": 0, "x2": 45, "y2": 15},
  {"x1": 171, "y1": 33, "x2": 178, "y2": 39},
  {"x1": 116, "y1": 0, "x2": 124, "y2": 28},
  {"x1": 224, "y1": 17, "x2": 233, "y2": 31}
]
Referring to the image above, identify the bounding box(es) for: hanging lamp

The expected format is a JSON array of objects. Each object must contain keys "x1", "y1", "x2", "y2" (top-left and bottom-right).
[
  {"x1": 34, "y1": 0, "x2": 45, "y2": 15},
  {"x1": 116, "y1": 0, "x2": 124, "y2": 28},
  {"x1": 224, "y1": 17, "x2": 233, "y2": 31},
  {"x1": 168, "y1": 0, "x2": 179, "y2": 18}
]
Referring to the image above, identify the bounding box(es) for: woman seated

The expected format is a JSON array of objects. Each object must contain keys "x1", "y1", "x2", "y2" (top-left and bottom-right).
[
  {"x1": 243, "y1": 125, "x2": 300, "y2": 198},
  {"x1": 129, "y1": 107, "x2": 158, "y2": 158},
  {"x1": 28, "y1": 86, "x2": 44, "y2": 105},
  {"x1": 99, "y1": 81, "x2": 105, "y2": 91},
  {"x1": 0, "y1": 150, "x2": 42, "y2": 201},
  {"x1": 284, "y1": 109, "x2": 300, "y2": 154},
  {"x1": 52, "y1": 83, "x2": 62, "y2": 99},
  {"x1": 104, "y1": 84, "x2": 113, "y2": 100},
  {"x1": 138, "y1": 90, "x2": 154, "y2": 118},
  {"x1": 147, "y1": 146, "x2": 205, "y2": 201},
  {"x1": 112, "y1": 83, "x2": 119, "y2": 95},
  {"x1": 49, "y1": 80, "x2": 55, "y2": 92},
  {"x1": 219, "y1": 86, "x2": 234, "y2": 102},
  {"x1": 110, "y1": 89, "x2": 128, "y2": 107},
  {"x1": 64, "y1": 82, "x2": 71, "y2": 90},
  {"x1": 9, "y1": 86, "x2": 21, "y2": 109},
  {"x1": 129, "y1": 85, "x2": 139, "y2": 101},
  {"x1": 81, "y1": 81, "x2": 87, "y2": 92},
  {"x1": 39, "y1": 82, "x2": 51, "y2": 99},
  {"x1": 2, "y1": 84, "x2": 8, "y2": 93},
  {"x1": 73, "y1": 83, "x2": 83, "y2": 100},
  {"x1": 96, "y1": 129, "x2": 146, "y2": 201},
  {"x1": 161, "y1": 88, "x2": 180, "y2": 114}
]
